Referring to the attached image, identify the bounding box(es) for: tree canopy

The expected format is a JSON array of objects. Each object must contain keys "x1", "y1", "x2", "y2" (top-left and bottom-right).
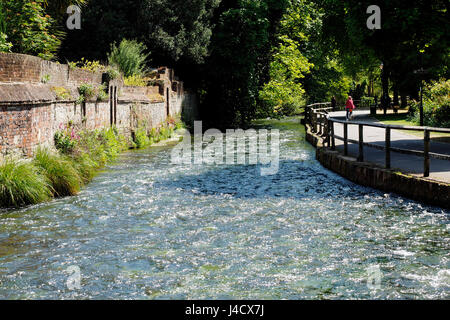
[{"x1": 1, "y1": 0, "x2": 448, "y2": 127}]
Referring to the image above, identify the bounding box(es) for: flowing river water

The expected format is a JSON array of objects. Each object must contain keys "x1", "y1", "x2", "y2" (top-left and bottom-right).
[{"x1": 0, "y1": 119, "x2": 449, "y2": 299}]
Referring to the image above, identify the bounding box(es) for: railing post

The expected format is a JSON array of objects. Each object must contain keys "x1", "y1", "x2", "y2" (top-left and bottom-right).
[
  {"x1": 424, "y1": 129, "x2": 430, "y2": 177},
  {"x1": 313, "y1": 112, "x2": 317, "y2": 133},
  {"x1": 331, "y1": 120, "x2": 335, "y2": 150},
  {"x1": 344, "y1": 122, "x2": 348, "y2": 156},
  {"x1": 385, "y1": 127, "x2": 391, "y2": 169},
  {"x1": 306, "y1": 107, "x2": 310, "y2": 125},
  {"x1": 326, "y1": 119, "x2": 331, "y2": 147},
  {"x1": 320, "y1": 114, "x2": 324, "y2": 136},
  {"x1": 318, "y1": 113, "x2": 321, "y2": 134},
  {"x1": 358, "y1": 124, "x2": 364, "y2": 162}
]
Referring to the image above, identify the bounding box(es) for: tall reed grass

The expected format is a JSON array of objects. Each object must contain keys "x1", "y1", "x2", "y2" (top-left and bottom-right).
[
  {"x1": 0, "y1": 158, "x2": 51, "y2": 208},
  {"x1": 34, "y1": 148, "x2": 82, "y2": 197}
]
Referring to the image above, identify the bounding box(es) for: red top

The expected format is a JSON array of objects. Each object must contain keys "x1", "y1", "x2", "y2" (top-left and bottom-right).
[{"x1": 346, "y1": 98, "x2": 355, "y2": 110}]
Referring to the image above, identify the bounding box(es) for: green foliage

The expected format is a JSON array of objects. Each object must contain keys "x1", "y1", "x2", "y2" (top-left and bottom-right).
[
  {"x1": 51, "y1": 87, "x2": 73, "y2": 100},
  {"x1": 133, "y1": 118, "x2": 177, "y2": 149},
  {"x1": 78, "y1": 82, "x2": 96, "y2": 102},
  {"x1": 69, "y1": 58, "x2": 105, "y2": 73},
  {"x1": 70, "y1": 152, "x2": 97, "y2": 184},
  {"x1": 124, "y1": 75, "x2": 147, "y2": 87},
  {"x1": 0, "y1": 3, "x2": 11, "y2": 53},
  {"x1": 361, "y1": 96, "x2": 375, "y2": 108},
  {"x1": 54, "y1": 123, "x2": 78, "y2": 154},
  {"x1": 33, "y1": 148, "x2": 82, "y2": 197},
  {"x1": 108, "y1": 39, "x2": 149, "y2": 77},
  {"x1": 318, "y1": 0, "x2": 449, "y2": 100},
  {"x1": 409, "y1": 79, "x2": 450, "y2": 128},
  {"x1": 201, "y1": 0, "x2": 290, "y2": 128},
  {"x1": 1, "y1": 0, "x2": 62, "y2": 60},
  {"x1": 0, "y1": 158, "x2": 51, "y2": 208},
  {"x1": 106, "y1": 67, "x2": 121, "y2": 80},
  {"x1": 72, "y1": 127, "x2": 128, "y2": 168},
  {"x1": 0, "y1": 33, "x2": 12, "y2": 53},
  {"x1": 259, "y1": 3, "x2": 315, "y2": 118},
  {"x1": 60, "y1": 0, "x2": 219, "y2": 66},
  {"x1": 134, "y1": 126, "x2": 151, "y2": 149},
  {"x1": 41, "y1": 74, "x2": 51, "y2": 84},
  {"x1": 139, "y1": 0, "x2": 220, "y2": 64},
  {"x1": 97, "y1": 84, "x2": 108, "y2": 102}
]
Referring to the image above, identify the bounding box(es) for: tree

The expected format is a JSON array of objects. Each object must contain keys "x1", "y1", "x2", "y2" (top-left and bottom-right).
[
  {"x1": 259, "y1": 1, "x2": 316, "y2": 116},
  {"x1": 316, "y1": 0, "x2": 450, "y2": 102},
  {"x1": 0, "y1": 2, "x2": 12, "y2": 52},
  {"x1": 1, "y1": 0, "x2": 62, "y2": 60},
  {"x1": 59, "y1": 0, "x2": 219, "y2": 67},
  {"x1": 139, "y1": 0, "x2": 220, "y2": 65},
  {"x1": 200, "y1": 0, "x2": 289, "y2": 129}
]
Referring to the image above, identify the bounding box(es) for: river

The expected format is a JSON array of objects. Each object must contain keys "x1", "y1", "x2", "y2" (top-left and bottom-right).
[{"x1": 0, "y1": 118, "x2": 448, "y2": 299}]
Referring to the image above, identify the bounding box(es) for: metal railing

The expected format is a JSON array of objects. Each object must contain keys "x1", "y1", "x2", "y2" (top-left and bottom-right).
[{"x1": 305, "y1": 104, "x2": 450, "y2": 178}]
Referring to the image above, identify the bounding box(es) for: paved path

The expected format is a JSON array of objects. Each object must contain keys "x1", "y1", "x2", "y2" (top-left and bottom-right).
[{"x1": 329, "y1": 110, "x2": 450, "y2": 183}]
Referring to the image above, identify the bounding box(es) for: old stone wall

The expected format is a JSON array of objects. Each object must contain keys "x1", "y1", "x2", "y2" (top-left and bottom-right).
[{"x1": 0, "y1": 53, "x2": 198, "y2": 158}]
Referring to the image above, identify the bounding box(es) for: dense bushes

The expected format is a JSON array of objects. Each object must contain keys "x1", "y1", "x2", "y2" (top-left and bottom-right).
[
  {"x1": 133, "y1": 118, "x2": 177, "y2": 149},
  {"x1": 108, "y1": 39, "x2": 149, "y2": 77},
  {"x1": 0, "y1": 0, "x2": 62, "y2": 59},
  {"x1": 408, "y1": 79, "x2": 450, "y2": 128}
]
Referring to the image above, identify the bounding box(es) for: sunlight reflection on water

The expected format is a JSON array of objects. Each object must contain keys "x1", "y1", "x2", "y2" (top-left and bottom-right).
[{"x1": 0, "y1": 118, "x2": 448, "y2": 300}]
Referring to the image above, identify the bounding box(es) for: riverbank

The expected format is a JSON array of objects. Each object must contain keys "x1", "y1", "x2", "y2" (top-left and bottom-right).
[
  {"x1": 0, "y1": 120, "x2": 184, "y2": 209},
  {"x1": 305, "y1": 122, "x2": 450, "y2": 209}
]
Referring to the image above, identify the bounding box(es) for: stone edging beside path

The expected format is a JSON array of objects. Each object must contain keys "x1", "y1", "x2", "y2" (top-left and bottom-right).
[{"x1": 305, "y1": 121, "x2": 450, "y2": 209}]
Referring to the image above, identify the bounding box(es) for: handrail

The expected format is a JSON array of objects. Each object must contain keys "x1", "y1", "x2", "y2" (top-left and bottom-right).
[
  {"x1": 329, "y1": 118, "x2": 450, "y2": 134},
  {"x1": 305, "y1": 103, "x2": 450, "y2": 178}
]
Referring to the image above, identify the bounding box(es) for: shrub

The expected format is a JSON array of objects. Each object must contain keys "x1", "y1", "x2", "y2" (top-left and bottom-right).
[
  {"x1": 108, "y1": 39, "x2": 149, "y2": 77},
  {"x1": 78, "y1": 82, "x2": 95, "y2": 100},
  {"x1": 134, "y1": 126, "x2": 151, "y2": 149},
  {"x1": 74, "y1": 127, "x2": 128, "y2": 167},
  {"x1": 124, "y1": 75, "x2": 147, "y2": 87},
  {"x1": 54, "y1": 123, "x2": 79, "y2": 154},
  {"x1": 69, "y1": 58, "x2": 104, "y2": 73},
  {"x1": 361, "y1": 96, "x2": 375, "y2": 108},
  {"x1": 159, "y1": 125, "x2": 173, "y2": 140},
  {"x1": 33, "y1": 148, "x2": 82, "y2": 197},
  {"x1": 97, "y1": 84, "x2": 108, "y2": 102},
  {"x1": 149, "y1": 128, "x2": 160, "y2": 143},
  {"x1": 51, "y1": 87, "x2": 72, "y2": 100},
  {"x1": 0, "y1": 32, "x2": 12, "y2": 52},
  {"x1": 106, "y1": 67, "x2": 120, "y2": 80},
  {"x1": 0, "y1": 158, "x2": 51, "y2": 207},
  {"x1": 409, "y1": 79, "x2": 450, "y2": 128}
]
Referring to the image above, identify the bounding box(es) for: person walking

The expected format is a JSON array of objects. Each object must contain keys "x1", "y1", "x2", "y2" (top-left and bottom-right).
[{"x1": 345, "y1": 96, "x2": 355, "y2": 121}]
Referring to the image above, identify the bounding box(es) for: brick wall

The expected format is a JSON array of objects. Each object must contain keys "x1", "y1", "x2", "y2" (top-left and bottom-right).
[
  {"x1": 0, "y1": 52, "x2": 198, "y2": 158},
  {"x1": 41, "y1": 60, "x2": 69, "y2": 87},
  {"x1": 0, "y1": 53, "x2": 42, "y2": 83},
  {"x1": 68, "y1": 68, "x2": 103, "y2": 86}
]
